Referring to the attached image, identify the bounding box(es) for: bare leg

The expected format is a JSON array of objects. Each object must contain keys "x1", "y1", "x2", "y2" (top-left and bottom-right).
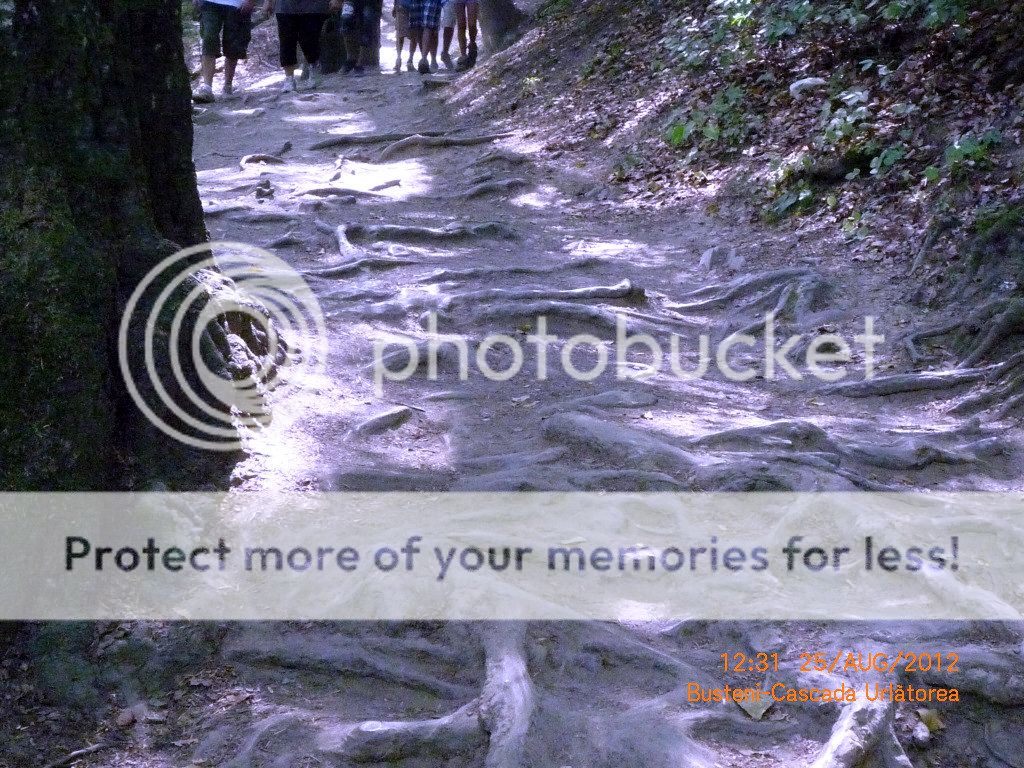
[
  {"x1": 223, "y1": 57, "x2": 238, "y2": 89},
  {"x1": 466, "y1": 1, "x2": 477, "y2": 49},
  {"x1": 418, "y1": 27, "x2": 437, "y2": 70},
  {"x1": 441, "y1": 25, "x2": 454, "y2": 67},
  {"x1": 201, "y1": 55, "x2": 217, "y2": 87},
  {"x1": 407, "y1": 32, "x2": 419, "y2": 67},
  {"x1": 456, "y1": 12, "x2": 467, "y2": 56}
]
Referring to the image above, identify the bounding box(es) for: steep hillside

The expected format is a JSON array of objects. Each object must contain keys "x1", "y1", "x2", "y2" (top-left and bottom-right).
[{"x1": 451, "y1": 0, "x2": 1024, "y2": 311}]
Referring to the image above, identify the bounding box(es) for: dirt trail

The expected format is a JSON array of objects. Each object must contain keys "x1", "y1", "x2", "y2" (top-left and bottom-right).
[{"x1": 98, "y1": 22, "x2": 1024, "y2": 768}]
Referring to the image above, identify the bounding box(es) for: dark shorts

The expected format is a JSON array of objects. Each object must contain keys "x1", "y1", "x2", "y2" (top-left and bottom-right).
[
  {"x1": 276, "y1": 13, "x2": 329, "y2": 67},
  {"x1": 200, "y1": 1, "x2": 252, "y2": 60},
  {"x1": 407, "y1": 0, "x2": 442, "y2": 30}
]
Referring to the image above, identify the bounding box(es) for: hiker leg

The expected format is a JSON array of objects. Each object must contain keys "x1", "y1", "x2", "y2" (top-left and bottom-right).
[
  {"x1": 277, "y1": 13, "x2": 300, "y2": 77},
  {"x1": 455, "y1": 1, "x2": 467, "y2": 56},
  {"x1": 221, "y1": 8, "x2": 251, "y2": 88},
  {"x1": 466, "y1": 0, "x2": 477, "y2": 48},
  {"x1": 297, "y1": 13, "x2": 327, "y2": 66},
  {"x1": 199, "y1": 1, "x2": 225, "y2": 86}
]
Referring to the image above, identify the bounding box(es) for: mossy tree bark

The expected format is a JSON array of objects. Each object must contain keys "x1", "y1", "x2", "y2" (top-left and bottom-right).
[{"x1": 0, "y1": 0, "x2": 205, "y2": 490}]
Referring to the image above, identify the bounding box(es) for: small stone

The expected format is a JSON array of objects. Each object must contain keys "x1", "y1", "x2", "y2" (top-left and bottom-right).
[
  {"x1": 116, "y1": 708, "x2": 136, "y2": 727},
  {"x1": 789, "y1": 77, "x2": 828, "y2": 101},
  {"x1": 351, "y1": 406, "x2": 413, "y2": 436},
  {"x1": 912, "y1": 720, "x2": 931, "y2": 748},
  {"x1": 699, "y1": 245, "x2": 737, "y2": 271}
]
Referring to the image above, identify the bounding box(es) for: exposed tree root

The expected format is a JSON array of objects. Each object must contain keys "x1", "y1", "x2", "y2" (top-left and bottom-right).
[
  {"x1": 572, "y1": 468, "x2": 687, "y2": 490},
  {"x1": 902, "y1": 320, "x2": 960, "y2": 365},
  {"x1": 349, "y1": 406, "x2": 414, "y2": 436},
  {"x1": 239, "y1": 153, "x2": 286, "y2": 169},
  {"x1": 811, "y1": 694, "x2": 897, "y2": 768},
  {"x1": 421, "y1": 257, "x2": 602, "y2": 284},
  {"x1": 294, "y1": 185, "x2": 381, "y2": 199},
  {"x1": 950, "y1": 368, "x2": 1024, "y2": 416},
  {"x1": 543, "y1": 412, "x2": 697, "y2": 474},
  {"x1": 478, "y1": 624, "x2": 535, "y2": 768},
  {"x1": 223, "y1": 628, "x2": 474, "y2": 699},
  {"x1": 958, "y1": 298, "x2": 1024, "y2": 368},
  {"x1": 905, "y1": 298, "x2": 1024, "y2": 370},
  {"x1": 262, "y1": 231, "x2": 308, "y2": 250},
  {"x1": 917, "y1": 645, "x2": 1024, "y2": 705},
  {"x1": 220, "y1": 712, "x2": 311, "y2": 768},
  {"x1": 314, "y1": 624, "x2": 533, "y2": 767},
  {"x1": 227, "y1": 209, "x2": 297, "y2": 224},
  {"x1": 463, "y1": 300, "x2": 639, "y2": 332},
  {"x1": 536, "y1": 389, "x2": 659, "y2": 417},
  {"x1": 445, "y1": 279, "x2": 644, "y2": 309},
  {"x1": 202, "y1": 201, "x2": 250, "y2": 217},
  {"x1": 317, "y1": 704, "x2": 485, "y2": 762},
  {"x1": 691, "y1": 419, "x2": 839, "y2": 453},
  {"x1": 464, "y1": 149, "x2": 531, "y2": 169},
  {"x1": 842, "y1": 435, "x2": 1005, "y2": 469},
  {"x1": 668, "y1": 268, "x2": 825, "y2": 315},
  {"x1": 909, "y1": 213, "x2": 955, "y2": 275},
  {"x1": 452, "y1": 177, "x2": 529, "y2": 200},
  {"x1": 378, "y1": 132, "x2": 515, "y2": 162},
  {"x1": 306, "y1": 256, "x2": 416, "y2": 279},
  {"x1": 41, "y1": 743, "x2": 111, "y2": 768},
  {"x1": 827, "y1": 367, "x2": 990, "y2": 398},
  {"x1": 309, "y1": 130, "x2": 447, "y2": 151},
  {"x1": 347, "y1": 221, "x2": 517, "y2": 245}
]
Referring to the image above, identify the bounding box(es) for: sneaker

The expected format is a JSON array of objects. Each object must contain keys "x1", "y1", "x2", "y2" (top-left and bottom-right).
[
  {"x1": 300, "y1": 62, "x2": 311, "y2": 81},
  {"x1": 221, "y1": 82, "x2": 234, "y2": 97},
  {"x1": 455, "y1": 54, "x2": 470, "y2": 71},
  {"x1": 281, "y1": 76, "x2": 297, "y2": 93},
  {"x1": 430, "y1": 59, "x2": 439, "y2": 73},
  {"x1": 193, "y1": 82, "x2": 215, "y2": 103},
  {"x1": 417, "y1": 57, "x2": 430, "y2": 75},
  {"x1": 307, "y1": 62, "x2": 322, "y2": 88},
  {"x1": 441, "y1": 51, "x2": 454, "y2": 70},
  {"x1": 406, "y1": 59, "x2": 416, "y2": 72}
]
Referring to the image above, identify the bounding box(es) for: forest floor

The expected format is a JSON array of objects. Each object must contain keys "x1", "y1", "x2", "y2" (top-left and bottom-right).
[{"x1": 3, "y1": 6, "x2": 1024, "y2": 768}]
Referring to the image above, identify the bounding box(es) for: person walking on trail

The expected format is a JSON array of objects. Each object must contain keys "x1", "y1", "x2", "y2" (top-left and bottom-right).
[
  {"x1": 262, "y1": 0, "x2": 341, "y2": 93},
  {"x1": 453, "y1": 0, "x2": 478, "y2": 70},
  {"x1": 193, "y1": 0, "x2": 255, "y2": 102},
  {"x1": 408, "y1": 0, "x2": 441, "y2": 74},
  {"x1": 340, "y1": 0, "x2": 381, "y2": 74},
  {"x1": 392, "y1": 0, "x2": 417, "y2": 72},
  {"x1": 438, "y1": 0, "x2": 456, "y2": 70}
]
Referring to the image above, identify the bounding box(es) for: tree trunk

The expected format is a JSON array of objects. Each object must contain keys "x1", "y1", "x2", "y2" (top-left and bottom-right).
[
  {"x1": 479, "y1": 0, "x2": 526, "y2": 52},
  {"x1": 0, "y1": 0, "x2": 206, "y2": 491}
]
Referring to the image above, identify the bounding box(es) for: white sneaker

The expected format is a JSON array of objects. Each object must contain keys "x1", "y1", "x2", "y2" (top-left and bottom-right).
[
  {"x1": 281, "y1": 76, "x2": 297, "y2": 93},
  {"x1": 193, "y1": 83, "x2": 215, "y2": 103}
]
